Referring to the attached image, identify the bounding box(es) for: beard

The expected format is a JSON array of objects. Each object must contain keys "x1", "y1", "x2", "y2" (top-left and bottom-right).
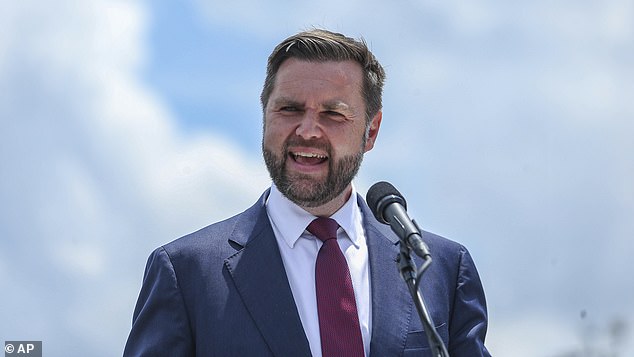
[{"x1": 262, "y1": 136, "x2": 365, "y2": 208}]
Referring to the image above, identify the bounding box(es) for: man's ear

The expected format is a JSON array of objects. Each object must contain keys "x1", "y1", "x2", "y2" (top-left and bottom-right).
[{"x1": 364, "y1": 111, "x2": 382, "y2": 152}]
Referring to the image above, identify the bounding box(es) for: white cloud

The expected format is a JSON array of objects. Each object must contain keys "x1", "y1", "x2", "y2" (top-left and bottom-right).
[
  {"x1": 2, "y1": 0, "x2": 633, "y2": 356},
  {"x1": 0, "y1": 0, "x2": 268, "y2": 355},
  {"x1": 489, "y1": 313, "x2": 581, "y2": 357}
]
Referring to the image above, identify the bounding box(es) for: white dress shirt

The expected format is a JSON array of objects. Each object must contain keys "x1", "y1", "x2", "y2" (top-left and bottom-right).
[{"x1": 266, "y1": 184, "x2": 372, "y2": 357}]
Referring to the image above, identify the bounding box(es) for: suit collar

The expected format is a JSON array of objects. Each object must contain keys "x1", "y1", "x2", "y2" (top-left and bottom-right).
[
  {"x1": 224, "y1": 190, "x2": 312, "y2": 356},
  {"x1": 226, "y1": 189, "x2": 270, "y2": 248}
]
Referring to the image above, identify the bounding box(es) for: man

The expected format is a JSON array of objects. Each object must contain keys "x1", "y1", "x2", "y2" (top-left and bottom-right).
[{"x1": 124, "y1": 29, "x2": 491, "y2": 356}]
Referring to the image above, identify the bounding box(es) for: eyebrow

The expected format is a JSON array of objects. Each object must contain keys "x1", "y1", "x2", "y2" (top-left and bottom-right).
[
  {"x1": 270, "y1": 97, "x2": 356, "y2": 115},
  {"x1": 271, "y1": 97, "x2": 301, "y2": 107},
  {"x1": 323, "y1": 100, "x2": 351, "y2": 112}
]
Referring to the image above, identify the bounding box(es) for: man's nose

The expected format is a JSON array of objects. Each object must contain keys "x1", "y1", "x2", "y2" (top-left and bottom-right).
[{"x1": 295, "y1": 110, "x2": 322, "y2": 140}]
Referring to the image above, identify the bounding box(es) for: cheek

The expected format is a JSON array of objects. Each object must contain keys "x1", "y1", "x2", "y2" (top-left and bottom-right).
[
  {"x1": 263, "y1": 121, "x2": 289, "y2": 149},
  {"x1": 334, "y1": 126, "x2": 366, "y2": 152}
]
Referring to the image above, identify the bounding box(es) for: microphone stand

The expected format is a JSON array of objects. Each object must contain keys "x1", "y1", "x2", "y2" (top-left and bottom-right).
[{"x1": 396, "y1": 220, "x2": 450, "y2": 357}]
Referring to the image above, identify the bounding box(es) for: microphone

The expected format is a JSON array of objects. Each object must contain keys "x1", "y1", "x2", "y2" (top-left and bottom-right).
[
  {"x1": 366, "y1": 181, "x2": 431, "y2": 259},
  {"x1": 367, "y1": 182, "x2": 449, "y2": 357}
]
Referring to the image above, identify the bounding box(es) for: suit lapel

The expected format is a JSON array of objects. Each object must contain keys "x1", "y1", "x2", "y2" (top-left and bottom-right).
[
  {"x1": 223, "y1": 192, "x2": 413, "y2": 357},
  {"x1": 360, "y1": 199, "x2": 414, "y2": 357},
  {"x1": 224, "y1": 195, "x2": 312, "y2": 357}
]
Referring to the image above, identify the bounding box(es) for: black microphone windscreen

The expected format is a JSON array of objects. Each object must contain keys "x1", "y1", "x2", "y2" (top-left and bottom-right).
[{"x1": 366, "y1": 181, "x2": 407, "y2": 223}]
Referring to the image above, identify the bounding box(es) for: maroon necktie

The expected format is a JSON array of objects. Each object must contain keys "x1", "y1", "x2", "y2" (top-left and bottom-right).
[{"x1": 308, "y1": 217, "x2": 364, "y2": 357}]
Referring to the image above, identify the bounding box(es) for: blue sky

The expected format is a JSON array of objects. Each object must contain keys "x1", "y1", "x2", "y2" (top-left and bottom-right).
[{"x1": 1, "y1": 1, "x2": 633, "y2": 356}]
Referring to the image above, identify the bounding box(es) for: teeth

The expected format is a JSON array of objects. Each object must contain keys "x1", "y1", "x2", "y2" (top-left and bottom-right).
[{"x1": 293, "y1": 152, "x2": 327, "y2": 159}]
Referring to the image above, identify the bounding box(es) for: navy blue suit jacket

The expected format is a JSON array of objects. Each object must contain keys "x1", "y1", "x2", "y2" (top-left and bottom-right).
[{"x1": 124, "y1": 191, "x2": 491, "y2": 356}]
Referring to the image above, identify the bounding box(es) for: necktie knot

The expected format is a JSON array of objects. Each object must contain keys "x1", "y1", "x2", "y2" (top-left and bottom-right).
[{"x1": 307, "y1": 217, "x2": 339, "y2": 243}]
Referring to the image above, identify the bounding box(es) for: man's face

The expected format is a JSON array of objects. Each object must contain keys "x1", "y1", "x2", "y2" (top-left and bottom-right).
[{"x1": 262, "y1": 58, "x2": 381, "y2": 208}]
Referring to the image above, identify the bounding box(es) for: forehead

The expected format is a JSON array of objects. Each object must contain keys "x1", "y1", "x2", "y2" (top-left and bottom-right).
[{"x1": 271, "y1": 58, "x2": 364, "y2": 101}]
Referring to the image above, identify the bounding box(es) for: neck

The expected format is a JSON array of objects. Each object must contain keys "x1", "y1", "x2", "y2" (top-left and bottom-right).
[{"x1": 302, "y1": 185, "x2": 353, "y2": 217}]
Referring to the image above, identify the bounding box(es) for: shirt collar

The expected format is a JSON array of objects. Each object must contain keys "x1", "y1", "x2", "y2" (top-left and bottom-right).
[{"x1": 266, "y1": 183, "x2": 363, "y2": 249}]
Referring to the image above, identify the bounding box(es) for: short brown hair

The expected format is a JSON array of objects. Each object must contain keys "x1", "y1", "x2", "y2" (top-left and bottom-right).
[{"x1": 260, "y1": 29, "x2": 386, "y2": 123}]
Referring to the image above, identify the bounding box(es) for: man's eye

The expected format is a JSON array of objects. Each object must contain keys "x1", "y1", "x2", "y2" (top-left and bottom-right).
[
  {"x1": 280, "y1": 106, "x2": 299, "y2": 112},
  {"x1": 324, "y1": 111, "x2": 345, "y2": 119}
]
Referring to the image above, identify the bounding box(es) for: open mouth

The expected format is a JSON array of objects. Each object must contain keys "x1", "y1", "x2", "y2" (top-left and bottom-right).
[{"x1": 289, "y1": 151, "x2": 328, "y2": 166}]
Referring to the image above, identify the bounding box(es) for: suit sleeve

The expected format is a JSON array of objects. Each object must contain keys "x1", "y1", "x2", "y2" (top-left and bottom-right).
[
  {"x1": 448, "y1": 246, "x2": 492, "y2": 357},
  {"x1": 123, "y1": 247, "x2": 194, "y2": 357}
]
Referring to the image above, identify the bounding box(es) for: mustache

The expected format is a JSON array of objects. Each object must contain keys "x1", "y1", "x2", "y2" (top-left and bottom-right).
[{"x1": 283, "y1": 136, "x2": 331, "y2": 153}]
